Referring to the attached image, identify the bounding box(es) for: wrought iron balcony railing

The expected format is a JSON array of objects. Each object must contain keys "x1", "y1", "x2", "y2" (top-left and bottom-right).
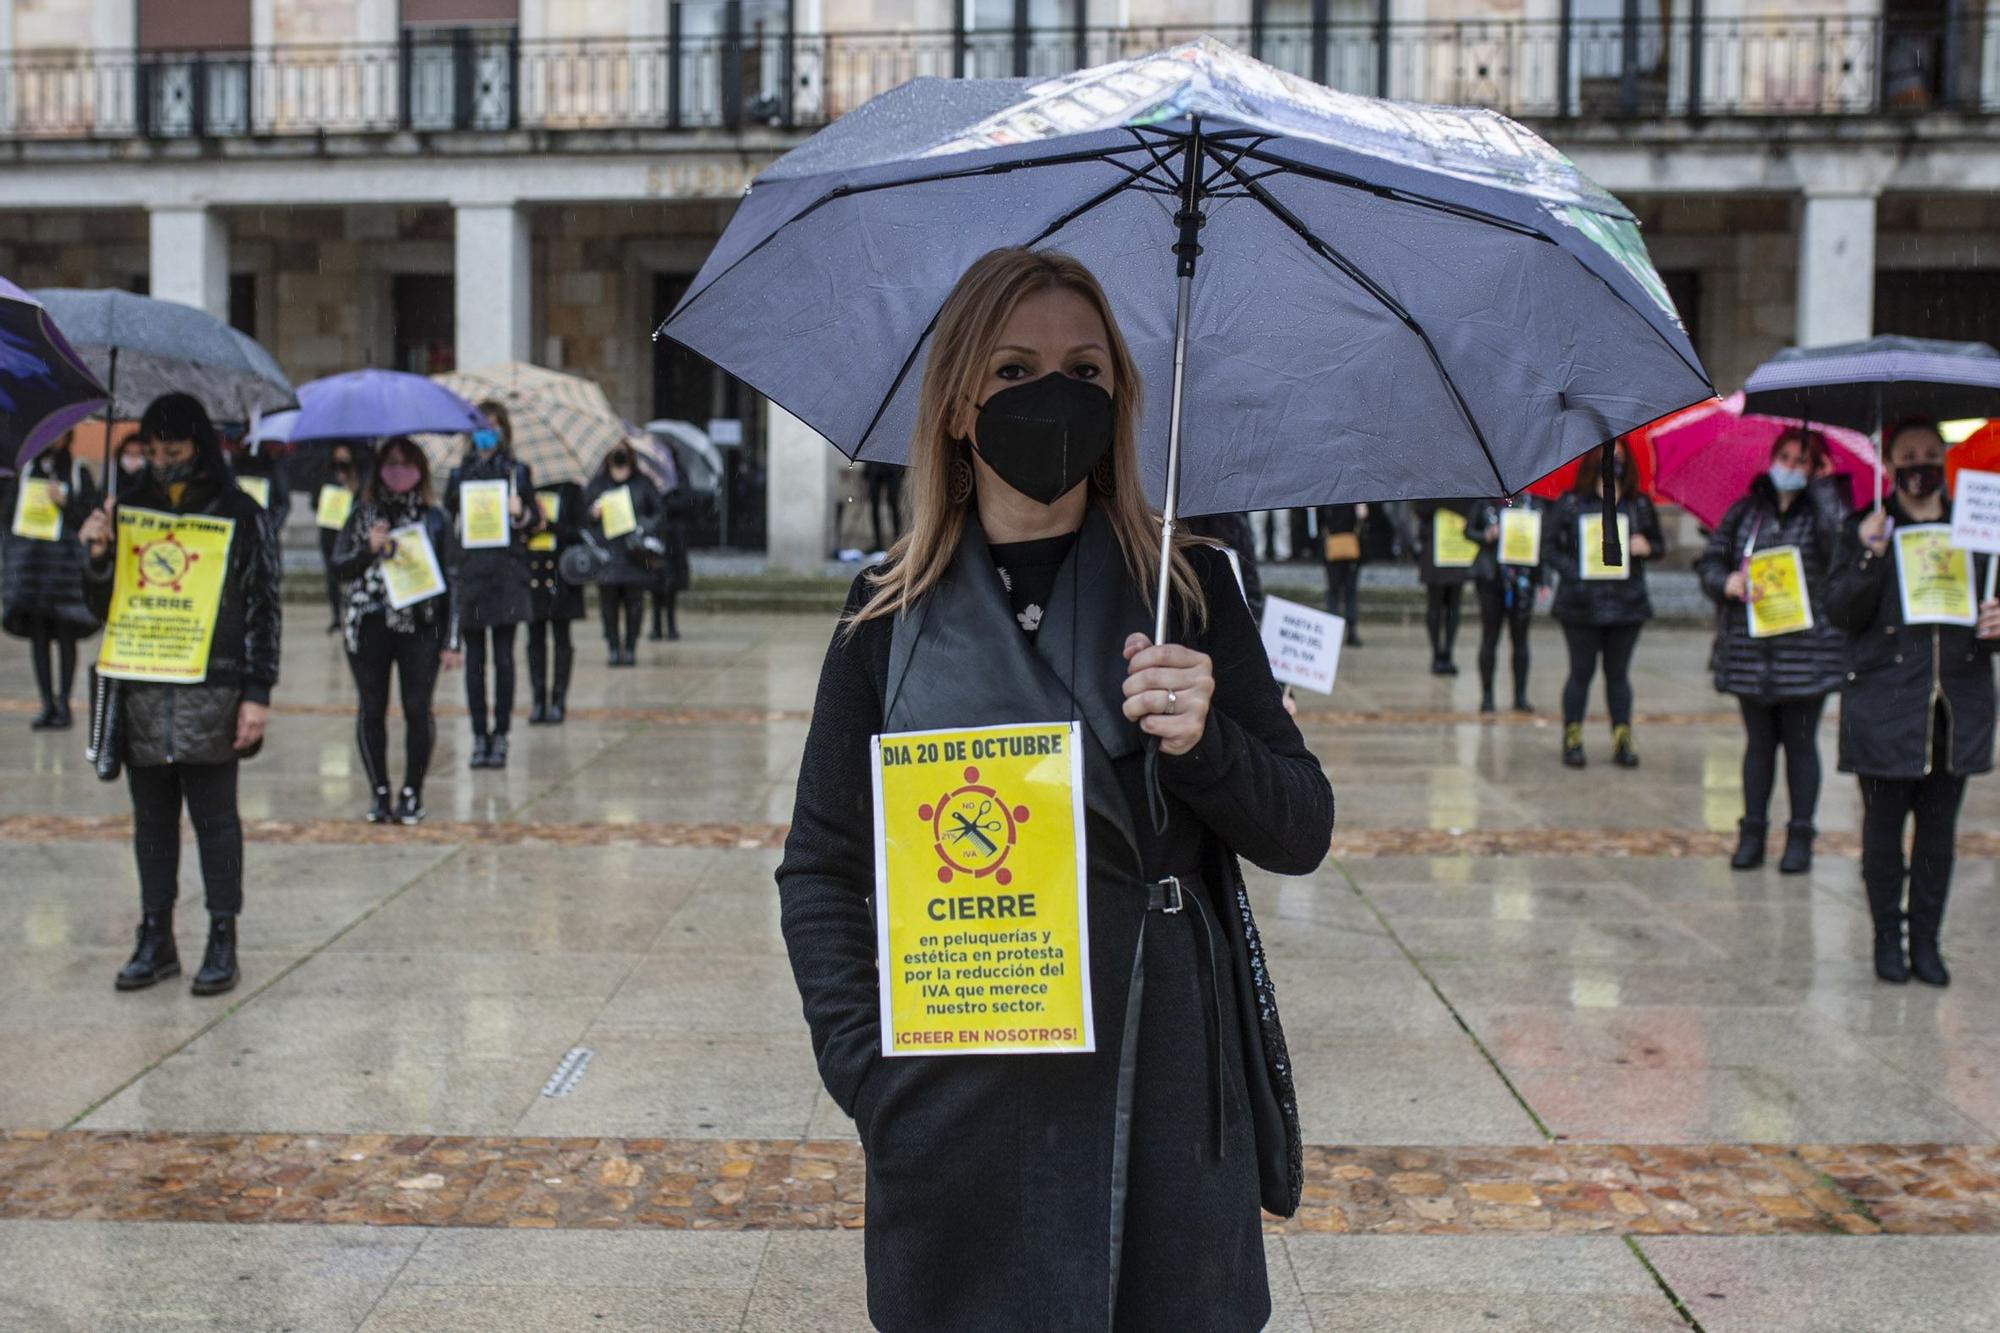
[{"x1": 0, "y1": 17, "x2": 1990, "y2": 145}]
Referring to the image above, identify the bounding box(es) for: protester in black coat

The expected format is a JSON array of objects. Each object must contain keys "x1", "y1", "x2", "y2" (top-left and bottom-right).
[
  {"x1": 330, "y1": 437, "x2": 462, "y2": 825},
  {"x1": 1694, "y1": 429, "x2": 1850, "y2": 874},
  {"x1": 2, "y1": 434, "x2": 100, "y2": 728},
  {"x1": 1464, "y1": 494, "x2": 1548, "y2": 715},
  {"x1": 315, "y1": 442, "x2": 365, "y2": 635},
  {"x1": 1548, "y1": 442, "x2": 1664, "y2": 769},
  {"x1": 1413, "y1": 498, "x2": 1475, "y2": 674},
  {"x1": 649, "y1": 477, "x2": 693, "y2": 642},
  {"x1": 526, "y1": 479, "x2": 586, "y2": 723},
  {"x1": 1825, "y1": 419, "x2": 2000, "y2": 988},
  {"x1": 230, "y1": 441, "x2": 289, "y2": 553},
  {"x1": 584, "y1": 445, "x2": 663, "y2": 667},
  {"x1": 442, "y1": 402, "x2": 542, "y2": 769},
  {"x1": 1316, "y1": 502, "x2": 1365, "y2": 647},
  {"x1": 80, "y1": 393, "x2": 281, "y2": 1000}
]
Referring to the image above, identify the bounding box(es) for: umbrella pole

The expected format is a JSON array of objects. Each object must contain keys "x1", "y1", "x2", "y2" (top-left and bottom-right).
[{"x1": 1152, "y1": 117, "x2": 1206, "y2": 646}]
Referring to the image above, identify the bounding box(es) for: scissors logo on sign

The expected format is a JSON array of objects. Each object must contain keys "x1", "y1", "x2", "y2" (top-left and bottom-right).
[
  {"x1": 132, "y1": 534, "x2": 198, "y2": 592},
  {"x1": 919, "y1": 766, "x2": 1031, "y2": 886}
]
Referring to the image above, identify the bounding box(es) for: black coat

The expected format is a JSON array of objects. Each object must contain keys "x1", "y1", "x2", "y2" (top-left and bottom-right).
[
  {"x1": 652, "y1": 481, "x2": 693, "y2": 595},
  {"x1": 443, "y1": 455, "x2": 539, "y2": 628},
  {"x1": 1462, "y1": 495, "x2": 1550, "y2": 589},
  {"x1": 528, "y1": 482, "x2": 588, "y2": 622},
  {"x1": 1694, "y1": 476, "x2": 1849, "y2": 701},
  {"x1": 2, "y1": 452, "x2": 100, "y2": 637},
  {"x1": 1548, "y1": 492, "x2": 1666, "y2": 628},
  {"x1": 1825, "y1": 496, "x2": 1997, "y2": 779},
  {"x1": 583, "y1": 471, "x2": 664, "y2": 588},
  {"x1": 778, "y1": 530, "x2": 1332, "y2": 1333},
  {"x1": 1413, "y1": 499, "x2": 1476, "y2": 588}
]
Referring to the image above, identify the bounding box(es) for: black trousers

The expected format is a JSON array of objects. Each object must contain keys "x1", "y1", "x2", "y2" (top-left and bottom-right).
[
  {"x1": 22, "y1": 614, "x2": 81, "y2": 706},
  {"x1": 649, "y1": 587, "x2": 679, "y2": 636},
  {"x1": 1323, "y1": 562, "x2": 1359, "y2": 639},
  {"x1": 1560, "y1": 623, "x2": 1642, "y2": 727},
  {"x1": 462, "y1": 624, "x2": 517, "y2": 737},
  {"x1": 128, "y1": 760, "x2": 242, "y2": 915},
  {"x1": 601, "y1": 584, "x2": 645, "y2": 651},
  {"x1": 527, "y1": 617, "x2": 574, "y2": 703},
  {"x1": 868, "y1": 470, "x2": 902, "y2": 551},
  {"x1": 1860, "y1": 709, "x2": 1968, "y2": 943},
  {"x1": 347, "y1": 612, "x2": 444, "y2": 797},
  {"x1": 1425, "y1": 583, "x2": 1462, "y2": 663},
  {"x1": 1738, "y1": 695, "x2": 1827, "y2": 827},
  {"x1": 1475, "y1": 579, "x2": 1534, "y2": 699}
]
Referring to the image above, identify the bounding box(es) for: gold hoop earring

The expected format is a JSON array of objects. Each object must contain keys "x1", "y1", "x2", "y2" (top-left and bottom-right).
[
  {"x1": 948, "y1": 457, "x2": 975, "y2": 505},
  {"x1": 1092, "y1": 456, "x2": 1117, "y2": 499}
]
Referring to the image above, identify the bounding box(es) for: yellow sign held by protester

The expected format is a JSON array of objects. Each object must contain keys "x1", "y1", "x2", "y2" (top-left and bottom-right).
[
  {"x1": 1431, "y1": 508, "x2": 1479, "y2": 569},
  {"x1": 1498, "y1": 508, "x2": 1542, "y2": 566},
  {"x1": 315, "y1": 485, "x2": 353, "y2": 531},
  {"x1": 460, "y1": 478, "x2": 511, "y2": 549},
  {"x1": 1895, "y1": 524, "x2": 1977, "y2": 627},
  {"x1": 10, "y1": 479, "x2": 64, "y2": 542},
  {"x1": 236, "y1": 475, "x2": 270, "y2": 508},
  {"x1": 97, "y1": 507, "x2": 236, "y2": 684},
  {"x1": 872, "y1": 722, "x2": 1093, "y2": 1058},
  {"x1": 529, "y1": 491, "x2": 560, "y2": 552},
  {"x1": 1578, "y1": 513, "x2": 1633, "y2": 581},
  {"x1": 598, "y1": 485, "x2": 637, "y2": 539},
  {"x1": 382, "y1": 522, "x2": 447, "y2": 610},
  {"x1": 1746, "y1": 545, "x2": 1813, "y2": 638}
]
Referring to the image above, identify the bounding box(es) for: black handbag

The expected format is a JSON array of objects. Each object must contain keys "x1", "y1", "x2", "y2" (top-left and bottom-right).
[{"x1": 559, "y1": 532, "x2": 609, "y2": 587}]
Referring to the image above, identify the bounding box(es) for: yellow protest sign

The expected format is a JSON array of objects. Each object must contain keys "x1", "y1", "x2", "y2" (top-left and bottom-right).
[
  {"x1": 236, "y1": 475, "x2": 270, "y2": 508},
  {"x1": 1431, "y1": 507, "x2": 1478, "y2": 569},
  {"x1": 315, "y1": 485, "x2": 353, "y2": 531},
  {"x1": 1578, "y1": 513, "x2": 1633, "y2": 581},
  {"x1": 598, "y1": 485, "x2": 637, "y2": 539},
  {"x1": 529, "y1": 491, "x2": 560, "y2": 552},
  {"x1": 460, "y1": 478, "x2": 510, "y2": 549},
  {"x1": 11, "y1": 479, "x2": 64, "y2": 542},
  {"x1": 1498, "y1": 508, "x2": 1542, "y2": 566},
  {"x1": 1746, "y1": 544, "x2": 1813, "y2": 638},
  {"x1": 97, "y1": 507, "x2": 236, "y2": 684},
  {"x1": 1895, "y1": 524, "x2": 1976, "y2": 627},
  {"x1": 382, "y1": 522, "x2": 447, "y2": 610},
  {"x1": 871, "y1": 722, "x2": 1093, "y2": 1057}
]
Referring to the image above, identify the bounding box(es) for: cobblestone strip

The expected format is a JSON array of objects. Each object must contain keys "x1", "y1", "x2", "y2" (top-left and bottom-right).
[{"x1": 2, "y1": 1132, "x2": 1993, "y2": 1236}]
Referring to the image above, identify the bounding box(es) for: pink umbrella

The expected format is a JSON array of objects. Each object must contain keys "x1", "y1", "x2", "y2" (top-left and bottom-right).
[{"x1": 1651, "y1": 392, "x2": 1883, "y2": 528}]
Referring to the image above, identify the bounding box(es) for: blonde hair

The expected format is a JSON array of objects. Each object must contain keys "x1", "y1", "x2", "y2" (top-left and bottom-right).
[{"x1": 848, "y1": 247, "x2": 1205, "y2": 630}]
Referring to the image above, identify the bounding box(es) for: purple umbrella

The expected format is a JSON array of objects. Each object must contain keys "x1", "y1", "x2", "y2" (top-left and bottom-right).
[
  {"x1": 1, "y1": 277, "x2": 108, "y2": 473},
  {"x1": 290, "y1": 369, "x2": 485, "y2": 443}
]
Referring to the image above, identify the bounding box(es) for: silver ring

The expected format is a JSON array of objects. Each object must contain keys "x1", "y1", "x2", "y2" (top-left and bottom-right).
[{"x1": 1166, "y1": 690, "x2": 1178, "y2": 715}]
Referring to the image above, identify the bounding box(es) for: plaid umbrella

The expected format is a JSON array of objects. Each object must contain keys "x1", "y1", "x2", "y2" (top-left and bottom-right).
[{"x1": 425, "y1": 362, "x2": 628, "y2": 484}]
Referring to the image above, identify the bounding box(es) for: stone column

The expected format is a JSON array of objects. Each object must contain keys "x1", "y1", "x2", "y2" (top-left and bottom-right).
[
  {"x1": 765, "y1": 404, "x2": 839, "y2": 574},
  {"x1": 1794, "y1": 190, "x2": 1877, "y2": 348},
  {"x1": 454, "y1": 203, "x2": 531, "y2": 371},
  {"x1": 148, "y1": 207, "x2": 230, "y2": 318}
]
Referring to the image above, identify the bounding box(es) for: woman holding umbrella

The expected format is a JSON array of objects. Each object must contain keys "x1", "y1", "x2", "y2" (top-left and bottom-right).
[
  {"x1": 1827, "y1": 418, "x2": 2000, "y2": 986},
  {"x1": 2, "y1": 429, "x2": 101, "y2": 728},
  {"x1": 443, "y1": 402, "x2": 541, "y2": 768},
  {"x1": 584, "y1": 441, "x2": 664, "y2": 667},
  {"x1": 777, "y1": 249, "x2": 1333, "y2": 1332},
  {"x1": 1694, "y1": 427, "x2": 1849, "y2": 874},
  {"x1": 1548, "y1": 440, "x2": 1665, "y2": 769},
  {"x1": 526, "y1": 470, "x2": 586, "y2": 724},
  {"x1": 77, "y1": 393, "x2": 281, "y2": 997}
]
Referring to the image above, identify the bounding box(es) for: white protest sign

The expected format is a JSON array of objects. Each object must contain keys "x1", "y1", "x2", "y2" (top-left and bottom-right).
[
  {"x1": 1259, "y1": 594, "x2": 1344, "y2": 695},
  {"x1": 1951, "y1": 469, "x2": 2000, "y2": 602}
]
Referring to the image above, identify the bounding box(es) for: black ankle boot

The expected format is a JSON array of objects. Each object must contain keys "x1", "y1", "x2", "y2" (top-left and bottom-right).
[
  {"x1": 116, "y1": 911, "x2": 180, "y2": 991},
  {"x1": 1874, "y1": 928, "x2": 1910, "y2": 984},
  {"x1": 1479, "y1": 689, "x2": 1497, "y2": 714},
  {"x1": 365, "y1": 787, "x2": 394, "y2": 824},
  {"x1": 30, "y1": 698, "x2": 59, "y2": 730},
  {"x1": 529, "y1": 697, "x2": 550, "y2": 725},
  {"x1": 548, "y1": 691, "x2": 566, "y2": 724},
  {"x1": 191, "y1": 914, "x2": 238, "y2": 996},
  {"x1": 395, "y1": 786, "x2": 425, "y2": 825},
  {"x1": 1562, "y1": 723, "x2": 1586, "y2": 769},
  {"x1": 1730, "y1": 819, "x2": 1767, "y2": 871},
  {"x1": 488, "y1": 733, "x2": 509, "y2": 769},
  {"x1": 1909, "y1": 936, "x2": 1951, "y2": 987},
  {"x1": 1778, "y1": 823, "x2": 1814, "y2": 875},
  {"x1": 469, "y1": 733, "x2": 492, "y2": 769},
  {"x1": 51, "y1": 698, "x2": 72, "y2": 729},
  {"x1": 1611, "y1": 725, "x2": 1640, "y2": 769},
  {"x1": 1512, "y1": 689, "x2": 1533, "y2": 715}
]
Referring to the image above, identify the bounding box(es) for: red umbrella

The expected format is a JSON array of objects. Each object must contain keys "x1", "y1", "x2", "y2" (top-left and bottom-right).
[
  {"x1": 1947, "y1": 421, "x2": 2000, "y2": 496},
  {"x1": 1524, "y1": 429, "x2": 1661, "y2": 501}
]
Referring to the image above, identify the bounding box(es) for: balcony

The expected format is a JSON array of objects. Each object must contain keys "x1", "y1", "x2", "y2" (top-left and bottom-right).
[{"x1": 0, "y1": 16, "x2": 1991, "y2": 147}]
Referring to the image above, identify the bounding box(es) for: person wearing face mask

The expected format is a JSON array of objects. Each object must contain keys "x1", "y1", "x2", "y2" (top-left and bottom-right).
[
  {"x1": 1463, "y1": 492, "x2": 1549, "y2": 715},
  {"x1": 585, "y1": 444, "x2": 665, "y2": 666},
  {"x1": 526, "y1": 472, "x2": 587, "y2": 723},
  {"x1": 1695, "y1": 428, "x2": 1849, "y2": 874},
  {"x1": 329, "y1": 438, "x2": 463, "y2": 824},
  {"x1": 442, "y1": 402, "x2": 541, "y2": 769},
  {"x1": 2, "y1": 430, "x2": 101, "y2": 729},
  {"x1": 777, "y1": 249, "x2": 1332, "y2": 1333},
  {"x1": 1826, "y1": 418, "x2": 2000, "y2": 987},
  {"x1": 316, "y1": 443, "x2": 365, "y2": 635},
  {"x1": 77, "y1": 393, "x2": 282, "y2": 998},
  {"x1": 229, "y1": 436, "x2": 290, "y2": 556},
  {"x1": 1548, "y1": 439, "x2": 1664, "y2": 769},
  {"x1": 113, "y1": 433, "x2": 147, "y2": 484}
]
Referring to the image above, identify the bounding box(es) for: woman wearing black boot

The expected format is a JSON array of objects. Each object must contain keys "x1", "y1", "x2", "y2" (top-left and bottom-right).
[
  {"x1": 527, "y1": 475, "x2": 586, "y2": 723},
  {"x1": 443, "y1": 403, "x2": 541, "y2": 769},
  {"x1": 1413, "y1": 499, "x2": 1472, "y2": 675},
  {"x1": 1696, "y1": 428, "x2": 1848, "y2": 875},
  {"x1": 1826, "y1": 419, "x2": 2000, "y2": 987},
  {"x1": 648, "y1": 469, "x2": 692, "y2": 643},
  {"x1": 330, "y1": 438, "x2": 461, "y2": 823},
  {"x1": 1464, "y1": 494, "x2": 1547, "y2": 715},
  {"x1": 1549, "y1": 441, "x2": 1663, "y2": 769},
  {"x1": 585, "y1": 444, "x2": 662, "y2": 667},
  {"x1": 78, "y1": 394, "x2": 281, "y2": 998},
  {"x1": 3, "y1": 430, "x2": 100, "y2": 729}
]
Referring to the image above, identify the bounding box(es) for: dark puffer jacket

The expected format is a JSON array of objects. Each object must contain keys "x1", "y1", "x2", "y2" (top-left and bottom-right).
[
  {"x1": 443, "y1": 454, "x2": 540, "y2": 628},
  {"x1": 1695, "y1": 476, "x2": 1849, "y2": 701},
  {"x1": 1825, "y1": 496, "x2": 1996, "y2": 780},
  {"x1": 583, "y1": 471, "x2": 664, "y2": 588},
  {"x1": 1413, "y1": 499, "x2": 1476, "y2": 588},
  {"x1": 1548, "y1": 492, "x2": 1666, "y2": 628},
  {"x1": 1463, "y1": 494, "x2": 1551, "y2": 589},
  {"x1": 2, "y1": 452, "x2": 100, "y2": 638}
]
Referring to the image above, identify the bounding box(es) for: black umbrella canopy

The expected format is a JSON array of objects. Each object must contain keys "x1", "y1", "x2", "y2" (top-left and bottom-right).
[
  {"x1": 1741, "y1": 335, "x2": 2000, "y2": 434},
  {"x1": 30, "y1": 288, "x2": 296, "y2": 424}
]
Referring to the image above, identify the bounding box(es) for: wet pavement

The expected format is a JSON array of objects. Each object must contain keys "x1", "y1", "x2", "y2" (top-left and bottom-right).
[{"x1": 1, "y1": 611, "x2": 1997, "y2": 1330}]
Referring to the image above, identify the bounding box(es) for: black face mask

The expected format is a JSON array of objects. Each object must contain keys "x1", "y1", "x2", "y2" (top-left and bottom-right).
[
  {"x1": 1896, "y1": 463, "x2": 1944, "y2": 499},
  {"x1": 969, "y1": 372, "x2": 1115, "y2": 507},
  {"x1": 150, "y1": 457, "x2": 199, "y2": 485}
]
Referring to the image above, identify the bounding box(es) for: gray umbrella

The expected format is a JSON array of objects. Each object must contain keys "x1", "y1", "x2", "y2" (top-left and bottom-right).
[
  {"x1": 30, "y1": 288, "x2": 296, "y2": 425},
  {"x1": 661, "y1": 38, "x2": 1710, "y2": 633},
  {"x1": 1742, "y1": 335, "x2": 2000, "y2": 434}
]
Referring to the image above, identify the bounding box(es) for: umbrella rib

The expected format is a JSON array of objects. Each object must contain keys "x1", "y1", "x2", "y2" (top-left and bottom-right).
[
  {"x1": 1225, "y1": 143, "x2": 1551, "y2": 240},
  {"x1": 1211, "y1": 149, "x2": 1509, "y2": 497}
]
